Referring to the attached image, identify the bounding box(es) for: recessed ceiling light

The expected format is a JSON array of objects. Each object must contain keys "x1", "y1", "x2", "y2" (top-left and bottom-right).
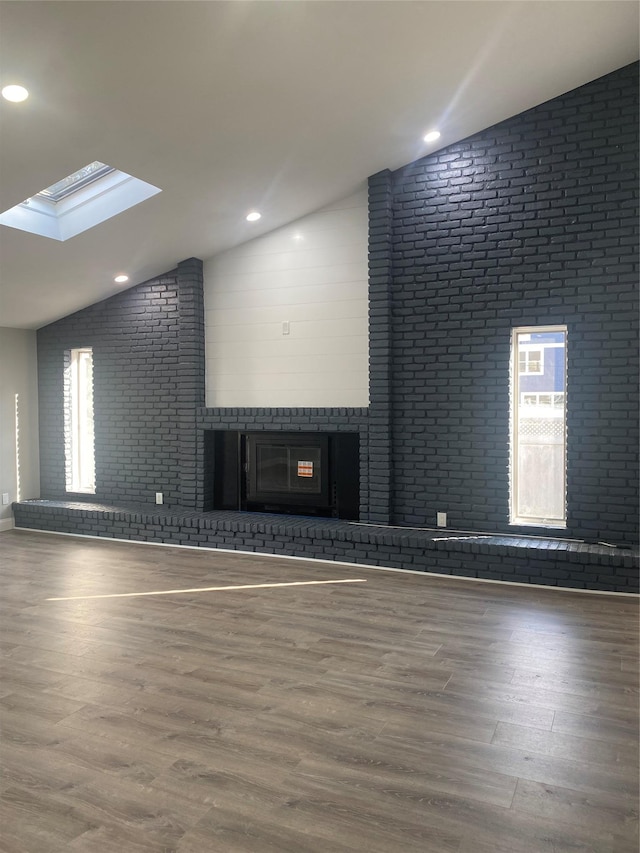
[
  {"x1": 2, "y1": 84, "x2": 29, "y2": 103},
  {"x1": 423, "y1": 130, "x2": 441, "y2": 143},
  {"x1": 114, "y1": 275, "x2": 129, "y2": 283},
  {"x1": 246, "y1": 211, "x2": 261, "y2": 222}
]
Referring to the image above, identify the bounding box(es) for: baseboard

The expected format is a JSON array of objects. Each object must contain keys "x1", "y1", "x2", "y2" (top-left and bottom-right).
[{"x1": 0, "y1": 517, "x2": 15, "y2": 532}]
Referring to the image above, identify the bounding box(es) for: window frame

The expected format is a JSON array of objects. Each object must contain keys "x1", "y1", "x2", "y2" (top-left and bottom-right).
[
  {"x1": 510, "y1": 325, "x2": 567, "y2": 528},
  {"x1": 36, "y1": 161, "x2": 115, "y2": 203},
  {"x1": 65, "y1": 347, "x2": 96, "y2": 494}
]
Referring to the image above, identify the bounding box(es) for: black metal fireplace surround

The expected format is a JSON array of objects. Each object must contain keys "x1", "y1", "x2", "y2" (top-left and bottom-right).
[{"x1": 204, "y1": 430, "x2": 360, "y2": 520}]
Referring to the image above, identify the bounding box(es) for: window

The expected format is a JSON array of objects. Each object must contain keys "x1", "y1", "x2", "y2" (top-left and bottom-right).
[
  {"x1": 0, "y1": 162, "x2": 161, "y2": 241},
  {"x1": 14, "y1": 393, "x2": 21, "y2": 502},
  {"x1": 65, "y1": 348, "x2": 95, "y2": 494},
  {"x1": 36, "y1": 161, "x2": 115, "y2": 202},
  {"x1": 510, "y1": 327, "x2": 567, "y2": 527}
]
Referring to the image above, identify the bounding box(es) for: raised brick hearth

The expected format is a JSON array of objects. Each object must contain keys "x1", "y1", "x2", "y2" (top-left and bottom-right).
[{"x1": 13, "y1": 500, "x2": 639, "y2": 594}]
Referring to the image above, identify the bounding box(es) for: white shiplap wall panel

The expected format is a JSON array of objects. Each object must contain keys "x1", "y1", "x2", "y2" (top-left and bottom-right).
[
  {"x1": 206, "y1": 297, "x2": 367, "y2": 332},
  {"x1": 212, "y1": 352, "x2": 366, "y2": 378},
  {"x1": 209, "y1": 387, "x2": 365, "y2": 408},
  {"x1": 206, "y1": 323, "x2": 366, "y2": 347},
  {"x1": 208, "y1": 363, "x2": 366, "y2": 408},
  {"x1": 206, "y1": 331, "x2": 367, "y2": 360},
  {"x1": 210, "y1": 372, "x2": 366, "y2": 393},
  {"x1": 205, "y1": 261, "x2": 366, "y2": 295},
  {"x1": 217, "y1": 221, "x2": 366, "y2": 262},
  {"x1": 207, "y1": 319, "x2": 367, "y2": 347},
  {"x1": 204, "y1": 188, "x2": 369, "y2": 407},
  {"x1": 209, "y1": 281, "x2": 365, "y2": 312},
  {"x1": 209, "y1": 243, "x2": 365, "y2": 280}
]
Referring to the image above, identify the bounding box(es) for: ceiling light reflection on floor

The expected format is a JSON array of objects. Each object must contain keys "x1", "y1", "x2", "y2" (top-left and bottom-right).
[{"x1": 46, "y1": 577, "x2": 367, "y2": 602}]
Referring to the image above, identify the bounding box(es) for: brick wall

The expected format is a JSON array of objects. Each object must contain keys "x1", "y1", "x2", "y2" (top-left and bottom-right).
[
  {"x1": 34, "y1": 62, "x2": 638, "y2": 576},
  {"x1": 37, "y1": 258, "x2": 204, "y2": 508},
  {"x1": 367, "y1": 171, "x2": 394, "y2": 524},
  {"x1": 369, "y1": 62, "x2": 638, "y2": 543}
]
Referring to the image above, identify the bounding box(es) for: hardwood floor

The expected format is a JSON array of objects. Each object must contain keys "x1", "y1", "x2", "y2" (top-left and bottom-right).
[{"x1": 0, "y1": 529, "x2": 638, "y2": 852}]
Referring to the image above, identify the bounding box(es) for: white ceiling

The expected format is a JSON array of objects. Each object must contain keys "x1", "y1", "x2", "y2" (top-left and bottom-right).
[{"x1": 0, "y1": 1, "x2": 638, "y2": 330}]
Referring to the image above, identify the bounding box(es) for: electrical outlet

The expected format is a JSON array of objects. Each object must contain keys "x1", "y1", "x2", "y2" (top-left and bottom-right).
[
  {"x1": 2, "y1": 493, "x2": 9, "y2": 505},
  {"x1": 437, "y1": 511, "x2": 447, "y2": 527},
  {"x1": 155, "y1": 492, "x2": 163, "y2": 505}
]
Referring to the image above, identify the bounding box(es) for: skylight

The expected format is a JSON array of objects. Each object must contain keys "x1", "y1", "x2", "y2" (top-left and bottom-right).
[
  {"x1": 36, "y1": 161, "x2": 115, "y2": 202},
  {"x1": 0, "y1": 161, "x2": 161, "y2": 241}
]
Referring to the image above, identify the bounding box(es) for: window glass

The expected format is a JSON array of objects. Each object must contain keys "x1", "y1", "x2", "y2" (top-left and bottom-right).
[
  {"x1": 511, "y1": 328, "x2": 566, "y2": 526},
  {"x1": 65, "y1": 348, "x2": 95, "y2": 493}
]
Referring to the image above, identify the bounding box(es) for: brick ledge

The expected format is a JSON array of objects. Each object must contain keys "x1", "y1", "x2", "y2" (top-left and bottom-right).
[{"x1": 12, "y1": 500, "x2": 639, "y2": 593}]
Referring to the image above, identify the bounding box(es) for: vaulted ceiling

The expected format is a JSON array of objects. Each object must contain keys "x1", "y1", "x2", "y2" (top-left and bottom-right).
[{"x1": 1, "y1": 1, "x2": 637, "y2": 329}]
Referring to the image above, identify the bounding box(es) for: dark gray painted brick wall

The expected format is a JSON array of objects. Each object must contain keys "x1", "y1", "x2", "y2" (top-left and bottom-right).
[
  {"x1": 369, "y1": 62, "x2": 638, "y2": 543},
  {"x1": 32, "y1": 63, "x2": 638, "y2": 592},
  {"x1": 367, "y1": 170, "x2": 394, "y2": 525},
  {"x1": 37, "y1": 258, "x2": 204, "y2": 508}
]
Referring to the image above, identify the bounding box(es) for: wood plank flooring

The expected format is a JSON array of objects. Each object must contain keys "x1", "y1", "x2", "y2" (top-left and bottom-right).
[{"x1": 0, "y1": 529, "x2": 638, "y2": 852}]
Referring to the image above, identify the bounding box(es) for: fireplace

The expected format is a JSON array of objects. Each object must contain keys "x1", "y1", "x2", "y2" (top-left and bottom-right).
[{"x1": 204, "y1": 430, "x2": 359, "y2": 519}]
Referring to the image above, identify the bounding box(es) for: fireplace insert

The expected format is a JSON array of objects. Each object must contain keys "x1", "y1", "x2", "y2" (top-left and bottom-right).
[
  {"x1": 205, "y1": 430, "x2": 359, "y2": 519},
  {"x1": 245, "y1": 433, "x2": 330, "y2": 511}
]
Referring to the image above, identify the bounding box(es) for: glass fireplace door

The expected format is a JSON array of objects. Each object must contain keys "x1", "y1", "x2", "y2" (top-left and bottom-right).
[{"x1": 255, "y1": 445, "x2": 322, "y2": 495}]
